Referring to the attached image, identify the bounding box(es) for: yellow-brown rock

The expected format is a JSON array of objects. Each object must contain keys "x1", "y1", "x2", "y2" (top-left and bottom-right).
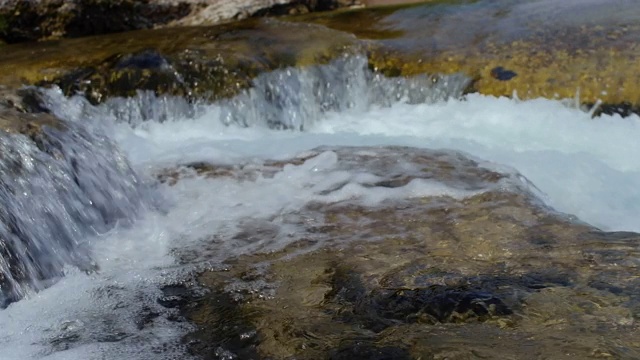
[
  {"x1": 0, "y1": 107, "x2": 64, "y2": 136},
  {"x1": 0, "y1": 19, "x2": 359, "y2": 103},
  {"x1": 293, "y1": 0, "x2": 640, "y2": 110},
  {"x1": 2, "y1": 0, "x2": 640, "y2": 111},
  {"x1": 163, "y1": 146, "x2": 640, "y2": 359}
]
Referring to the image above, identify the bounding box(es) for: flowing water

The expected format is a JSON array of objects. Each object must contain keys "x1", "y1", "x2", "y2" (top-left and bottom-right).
[{"x1": 0, "y1": 53, "x2": 639, "y2": 359}]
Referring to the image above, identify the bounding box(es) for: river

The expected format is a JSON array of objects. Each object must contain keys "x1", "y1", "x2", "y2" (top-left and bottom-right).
[{"x1": 1, "y1": 4, "x2": 640, "y2": 359}]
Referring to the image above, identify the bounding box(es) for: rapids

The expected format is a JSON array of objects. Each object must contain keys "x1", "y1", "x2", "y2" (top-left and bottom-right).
[{"x1": 0, "y1": 54, "x2": 638, "y2": 359}]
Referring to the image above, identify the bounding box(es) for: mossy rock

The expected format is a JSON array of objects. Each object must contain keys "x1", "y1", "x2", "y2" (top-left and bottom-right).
[
  {"x1": 164, "y1": 146, "x2": 640, "y2": 359},
  {"x1": 0, "y1": 19, "x2": 360, "y2": 103}
]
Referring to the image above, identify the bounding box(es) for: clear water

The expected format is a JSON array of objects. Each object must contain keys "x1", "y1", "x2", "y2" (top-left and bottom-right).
[{"x1": 1, "y1": 54, "x2": 639, "y2": 359}]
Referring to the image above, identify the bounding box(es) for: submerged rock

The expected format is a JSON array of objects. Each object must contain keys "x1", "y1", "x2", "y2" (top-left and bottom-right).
[{"x1": 165, "y1": 146, "x2": 640, "y2": 359}]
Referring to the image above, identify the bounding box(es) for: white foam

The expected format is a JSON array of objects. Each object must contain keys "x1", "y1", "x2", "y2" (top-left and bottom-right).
[
  {"x1": 109, "y1": 93, "x2": 640, "y2": 231},
  {"x1": 310, "y1": 95, "x2": 640, "y2": 230},
  {"x1": 4, "y1": 75, "x2": 640, "y2": 359}
]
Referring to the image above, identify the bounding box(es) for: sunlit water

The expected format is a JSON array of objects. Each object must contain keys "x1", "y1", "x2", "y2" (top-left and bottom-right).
[{"x1": 1, "y1": 55, "x2": 639, "y2": 359}]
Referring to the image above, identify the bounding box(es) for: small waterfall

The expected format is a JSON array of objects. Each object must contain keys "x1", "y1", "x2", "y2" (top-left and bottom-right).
[
  {"x1": 40, "y1": 54, "x2": 471, "y2": 130},
  {"x1": 218, "y1": 55, "x2": 470, "y2": 129},
  {"x1": 0, "y1": 54, "x2": 471, "y2": 303},
  {"x1": 0, "y1": 54, "x2": 470, "y2": 308},
  {"x1": 0, "y1": 111, "x2": 147, "y2": 308}
]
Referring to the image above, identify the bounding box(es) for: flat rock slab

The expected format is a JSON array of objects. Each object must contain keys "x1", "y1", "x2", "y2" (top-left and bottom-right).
[
  {"x1": 160, "y1": 146, "x2": 640, "y2": 359},
  {"x1": 295, "y1": 0, "x2": 640, "y2": 112}
]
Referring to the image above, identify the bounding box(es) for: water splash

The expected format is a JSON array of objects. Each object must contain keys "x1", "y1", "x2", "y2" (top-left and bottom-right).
[
  {"x1": 218, "y1": 55, "x2": 470, "y2": 130},
  {"x1": 40, "y1": 54, "x2": 471, "y2": 130},
  {"x1": 0, "y1": 115, "x2": 147, "y2": 308}
]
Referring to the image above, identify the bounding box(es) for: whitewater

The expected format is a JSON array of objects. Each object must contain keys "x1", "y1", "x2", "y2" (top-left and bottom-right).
[{"x1": 0, "y1": 55, "x2": 639, "y2": 359}]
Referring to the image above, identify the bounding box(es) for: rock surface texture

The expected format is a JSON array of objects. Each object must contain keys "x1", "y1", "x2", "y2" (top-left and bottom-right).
[
  {"x1": 2, "y1": 0, "x2": 640, "y2": 113},
  {"x1": 158, "y1": 147, "x2": 640, "y2": 359},
  {"x1": 0, "y1": 19, "x2": 360, "y2": 103},
  {"x1": 297, "y1": 0, "x2": 640, "y2": 113}
]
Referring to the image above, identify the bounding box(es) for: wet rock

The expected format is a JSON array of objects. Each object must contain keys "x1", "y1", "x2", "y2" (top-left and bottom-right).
[
  {"x1": 490, "y1": 66, "x2": 517, "y2": 81},
  {"x1": 255, "y1": 0, "x2": 363, "y2": 17},
  {"x1": 0, "y1": 0, "x2": 364, "y2": 43},
  {"x1": 170, "y1": 146, "x2": 640, "y2": 359},
  {"x1": 295, "y1": 0, "x2": 640, "y2": 114},
  {"x1": 349, "y1": 284, "x2": 514, "y2": 330},
  {"x1": 362, "y1": 0, "x2": 432, "y2": 5},
  {"x1": 588, "y1": 102, "x2": 640, "y2": 118},
  {"x1": 0, "y1": 86, "x2": 50, "y2": 113},
  {"x1": 0, "y1": 107, "x2": 64, "y2": 136},
  {"x1": 50, "y1": 50, "x2": 193, "y2": 104},
  {"x1": 329, "y1": 342, "x2": 413, "y2": 360},
  {"x1": 183, "y1": 291, "x2": 261, "y2": 360},
  {"x1": 0, "y1": 0, "x2": 190, "y2": 43},
  {"x1": 3, "y1": 1, "x2": 640, "y2": 112},
  {"x1": 0, "y1": 19, "x2": 359, "y2": 103}
]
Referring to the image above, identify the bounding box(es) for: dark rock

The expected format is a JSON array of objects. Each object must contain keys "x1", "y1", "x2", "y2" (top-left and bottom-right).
[
  {"x1": 158, "y1": 284, "x2": 193, "y2": 309},
  {"x1": 64, "y1": 1, "x2": 190, "y2": 39},
  {"x1": 588, "y1": 102, "x2": 640, "y2": 118},
  {"x1": 490, "y1": 66, "x2": 517, "y2": 81},
  {"x1": 48, "y1": 50, "x2": 191, "y2": 104},
  {"x1": 0, "y1": 0, "x2": 190, "y2": 43},
  {"x1": 329, "y1": 342, "x2": 413, "y2": 360},
  {"x1": 0, "y1": 0, "x2": 363, "y2": 43},
  {"x1": 368, "y1": 286, "x2": 513, "y2": 325},
  {"x1": 182, "y1": 291, "x2": 261, "y2": 360}
]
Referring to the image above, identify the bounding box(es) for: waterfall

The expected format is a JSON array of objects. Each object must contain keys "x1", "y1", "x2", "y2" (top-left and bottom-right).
[
  {"x1": 40, "y1": 54, "x2": 471, "y2": 130},
  {"x1": 0, "y1": 111, "x2": 148, "y2": 307}
]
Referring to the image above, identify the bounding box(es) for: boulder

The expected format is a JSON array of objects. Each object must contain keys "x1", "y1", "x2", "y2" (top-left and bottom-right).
[{"x1": 161, "y1": 146, "x2": 640, "y2": 359}]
